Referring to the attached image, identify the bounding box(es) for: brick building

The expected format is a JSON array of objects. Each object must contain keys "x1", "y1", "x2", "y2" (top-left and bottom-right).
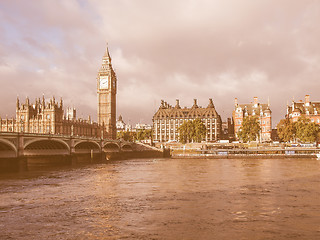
[
  {"x1": 233, "y1": 97, "x2": 272, "y2": 142},
  {"x1": 152, "y1": 99, "x2": 222, "y2": 142},
  {"x1": 286, "y1": 95, "x2": 320, "y2": 123}
]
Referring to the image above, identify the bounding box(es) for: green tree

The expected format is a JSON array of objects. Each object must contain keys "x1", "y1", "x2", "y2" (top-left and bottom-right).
[
  {"x1": 277, "y1": 118, "x2": 296, "y2": 142},
  {"x1": 136, "y1": 130, "x2": 145, "y2": 141},
  {"x1": 178, "y1": 120, "x2": 194, "y2": 143},
  {"x1": 295, "y1": 117, "x2": 319, "y2": 143},
  {"x1": 136, "y1": 129, "x2": 152, "y2": 141},
  {"x1": 178, "y1": 119, "x2": 206, "y2": 143},
  {"x1": 117, "y1": 130, "x2": 136, "y2": 142},
  {"x1": 238, "y1": 116, "x2": 261, "y2": 142},
  {"x1": 193, "y1": 118, "x2": 207, "y2": 142}
]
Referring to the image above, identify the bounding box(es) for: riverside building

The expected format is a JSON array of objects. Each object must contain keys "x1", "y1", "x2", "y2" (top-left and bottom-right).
[
  {"x1": 0, "y1": 46, "x2": 117, "y2": 139},
  {"x1": 286, "y1": 95, "x2": 320, "y2": 123},
  {"x1": 152, "y1": 99, "x2": 222, "y2": 142},
  {"x1": 0, "y1": 96, "x2": 104, "y2": 137},
  {"x1": 233, "y1": 97, "x2": 272, "y2": 142}
]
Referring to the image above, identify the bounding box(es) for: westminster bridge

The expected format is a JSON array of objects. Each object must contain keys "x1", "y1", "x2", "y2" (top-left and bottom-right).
[
  {"x1": 0, "y1": 132, "x2": 166, "y2": 171},
  {"x1": 0, "y1": 132, "x2": 134, "y2": 158}
]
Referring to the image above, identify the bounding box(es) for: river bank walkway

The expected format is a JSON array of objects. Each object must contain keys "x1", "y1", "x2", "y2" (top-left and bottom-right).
[{"x1": 171, "y1": 147, "x2": 320, "y2": 159}]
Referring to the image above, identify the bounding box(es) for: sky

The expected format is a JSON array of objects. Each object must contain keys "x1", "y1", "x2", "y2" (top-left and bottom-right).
[{"x1": 0, "y1": 0, "x2": 320, "y2": 126}]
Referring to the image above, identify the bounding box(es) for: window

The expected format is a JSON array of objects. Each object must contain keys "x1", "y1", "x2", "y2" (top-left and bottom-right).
[{"x1": 47, "y1": 114, "x2": 50, "y2": 119}]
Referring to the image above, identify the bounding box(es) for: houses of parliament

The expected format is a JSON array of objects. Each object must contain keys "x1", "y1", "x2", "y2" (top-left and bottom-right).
[{"x1": 0, "y1": 47, "x2": 117, "y2": 139}]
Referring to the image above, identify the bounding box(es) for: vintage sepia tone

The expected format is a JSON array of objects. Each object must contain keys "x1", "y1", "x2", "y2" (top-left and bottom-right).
[
  {"x1": 97, "y1": 46, "x2": 117, "y2": 139},
  {"x1": 153, "y1": 99, "x2": 222, "y2": 142},
  {"x1": 1, "y1": 1, "x2": 320, "y2": 240}
]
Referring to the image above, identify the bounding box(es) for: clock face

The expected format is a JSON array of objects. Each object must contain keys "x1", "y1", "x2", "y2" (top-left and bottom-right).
[{"x1": 100, "y1": 76, "x2": 108, "y2": 89}]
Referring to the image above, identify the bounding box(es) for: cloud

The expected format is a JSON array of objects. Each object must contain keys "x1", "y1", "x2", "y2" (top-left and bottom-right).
[{"x1": 1, "y1": 0, "x2": 320, "y2": 127}]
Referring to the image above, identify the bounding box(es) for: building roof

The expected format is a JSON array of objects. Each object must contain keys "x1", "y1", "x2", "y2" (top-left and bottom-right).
[
  {"x1": 287, "y1": 101, "x2": 320, "y2": 115},
  {"x1": 234, "y1": 97, "x2": 271, "y2": 116},
  {"x1": 153, "y1": 99, "x2": 220, "y2": 120}
]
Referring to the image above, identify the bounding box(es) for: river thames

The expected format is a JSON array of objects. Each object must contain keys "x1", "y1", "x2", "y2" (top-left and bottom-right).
[{"x1": 0, "y1": 158, "x2": 320, "y2": 239}]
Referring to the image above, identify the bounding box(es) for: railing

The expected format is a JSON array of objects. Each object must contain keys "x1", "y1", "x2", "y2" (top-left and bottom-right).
[
  {"x1": 172, "y1": 147, "x2": 320, "y2": 157},
  {"x1": 0, "y1": 132, "x2": 113, "y2": 141}
]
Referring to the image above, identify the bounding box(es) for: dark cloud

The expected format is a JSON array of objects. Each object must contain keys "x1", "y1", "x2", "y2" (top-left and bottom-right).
[{"x1": 1, "y1": 0, "x2": 320, "y2": 127}]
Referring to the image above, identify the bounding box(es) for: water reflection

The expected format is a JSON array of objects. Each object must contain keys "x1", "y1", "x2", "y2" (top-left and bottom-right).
[{"x1": 0, "y1": 158, "x2": 320, "y2": 239}]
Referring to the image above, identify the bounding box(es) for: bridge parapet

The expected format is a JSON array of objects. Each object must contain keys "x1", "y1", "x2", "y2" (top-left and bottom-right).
[{"x1": 0, "y1": 132, "x2": 122, "y2": 158}]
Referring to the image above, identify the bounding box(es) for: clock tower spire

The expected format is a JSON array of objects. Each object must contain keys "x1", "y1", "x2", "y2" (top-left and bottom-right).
[{"x1": 97, "y1": 44, "x2": 117, "y2": 139}]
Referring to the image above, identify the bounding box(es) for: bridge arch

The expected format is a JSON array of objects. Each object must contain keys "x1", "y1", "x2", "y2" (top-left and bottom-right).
[
  {"x1": 0, "y1": 139, "x2": 17, "y2": 157},
  {"x1": 103, "y1": 142, "x2": 120, "y2": 152},
  {"x1": 24, "y1": 139, "x2": 70, "y2": 151},
  {"x1": 75, "y1": 141, "x2": 101, "y2": 150},
  {"x1": 121, "y1": 144, "x2": 133, "y2": 151}
]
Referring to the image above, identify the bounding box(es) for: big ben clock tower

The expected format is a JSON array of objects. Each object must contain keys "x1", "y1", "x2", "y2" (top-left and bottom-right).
[{"x1": 97, "y1": 45, "x2": 117, "y2": 139}]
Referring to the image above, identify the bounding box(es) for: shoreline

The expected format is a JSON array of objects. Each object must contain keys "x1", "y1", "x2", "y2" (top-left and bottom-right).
[{"x1": 172, "y1": 153, "x2": 318, "y2": 159}]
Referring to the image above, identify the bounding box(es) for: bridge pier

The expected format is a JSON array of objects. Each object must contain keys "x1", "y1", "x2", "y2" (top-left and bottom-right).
[{"x1": 18, "y1": 156, "x2": 27, "y2": 172}]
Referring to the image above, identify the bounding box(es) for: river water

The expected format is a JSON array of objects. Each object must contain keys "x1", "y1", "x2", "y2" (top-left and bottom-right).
[{"x1": 0, "y1": 158, "x2": 320, "y2": 240}]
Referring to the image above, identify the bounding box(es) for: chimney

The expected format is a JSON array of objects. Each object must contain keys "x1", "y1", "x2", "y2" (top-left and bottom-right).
[
  {"x1": 193, "y1": 99, "x2": 198, "y2": 107},
  {"x1": 208, "y1": 98, "x2": 214, "y2": 108},
  {"x1": 175, "y1": 99, "x2": 180, "y2": 108},
  {"x1": 305, "y1": 95, "x2": 310, "y2": 106},
  {"x1": 253, "y1": 97, "x2": 258, "y2": 107}
]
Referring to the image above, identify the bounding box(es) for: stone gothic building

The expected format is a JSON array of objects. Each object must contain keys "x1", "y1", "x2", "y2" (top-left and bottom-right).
[
  {"x1": 152, "y1": 99, "x2": 222, "y2": 142},
  {"x1": 0, "y1": 46, "x2": 117, "y2": 139},
  {"x1": 0, "y1": 96, "x2": 104, "y2": 138},
  {"x1": 97, "y1": 46, "x2": 117, "y2": 139},
  {"x1": 233, "y1": 97, "x2": 272, "y2": 142}
]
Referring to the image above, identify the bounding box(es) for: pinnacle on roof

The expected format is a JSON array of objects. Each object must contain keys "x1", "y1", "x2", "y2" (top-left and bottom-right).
[
  {"x1": 99, "y1": 43, "x2": 114, "y2": 74},
  {"x1": 103, "y1": 43, "x2": 111, "y2": 63},
  {"x1": 175, "y1": 99, "x2": 181, "y2": 109},
  {"x1": 191, "y1": 99, "x2": 198, "y2": 109},
  {"x1": 207, "y1": 98, "x2": 214, "y2": 108}
]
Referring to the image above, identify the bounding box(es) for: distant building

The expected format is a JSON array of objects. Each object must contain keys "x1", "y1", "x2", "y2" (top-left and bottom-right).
[
  {"x1": 0, "y1": 96, "x2": 104, "y2": 138},
  {"x1": 271, "y1": 129, "x2": 279, "y2": 142},
  {"x1": 221, "y1": 118, "x2": 234, "y2": 140},
  {"x1": 66, "y1": 107, "x2": 76, "y2": 120},
  {"x1": 116, "y1": 115, "x2": 126, "y2": 131},
  {"x1": 116, "y1": 115, "x2": 152, "y2": 133},
  {"x1": 152, "y1": 99, "x2": 222, "y2": 142},
  {"x1": 233, "y1": 97, "x2": 272, "y2": 142},
  {"x1": 286, "y1": 95, "x2": 320, "y2": 124},
  {"x1": 134, "y1": 123, "x2": 152, "y2": 131}
]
